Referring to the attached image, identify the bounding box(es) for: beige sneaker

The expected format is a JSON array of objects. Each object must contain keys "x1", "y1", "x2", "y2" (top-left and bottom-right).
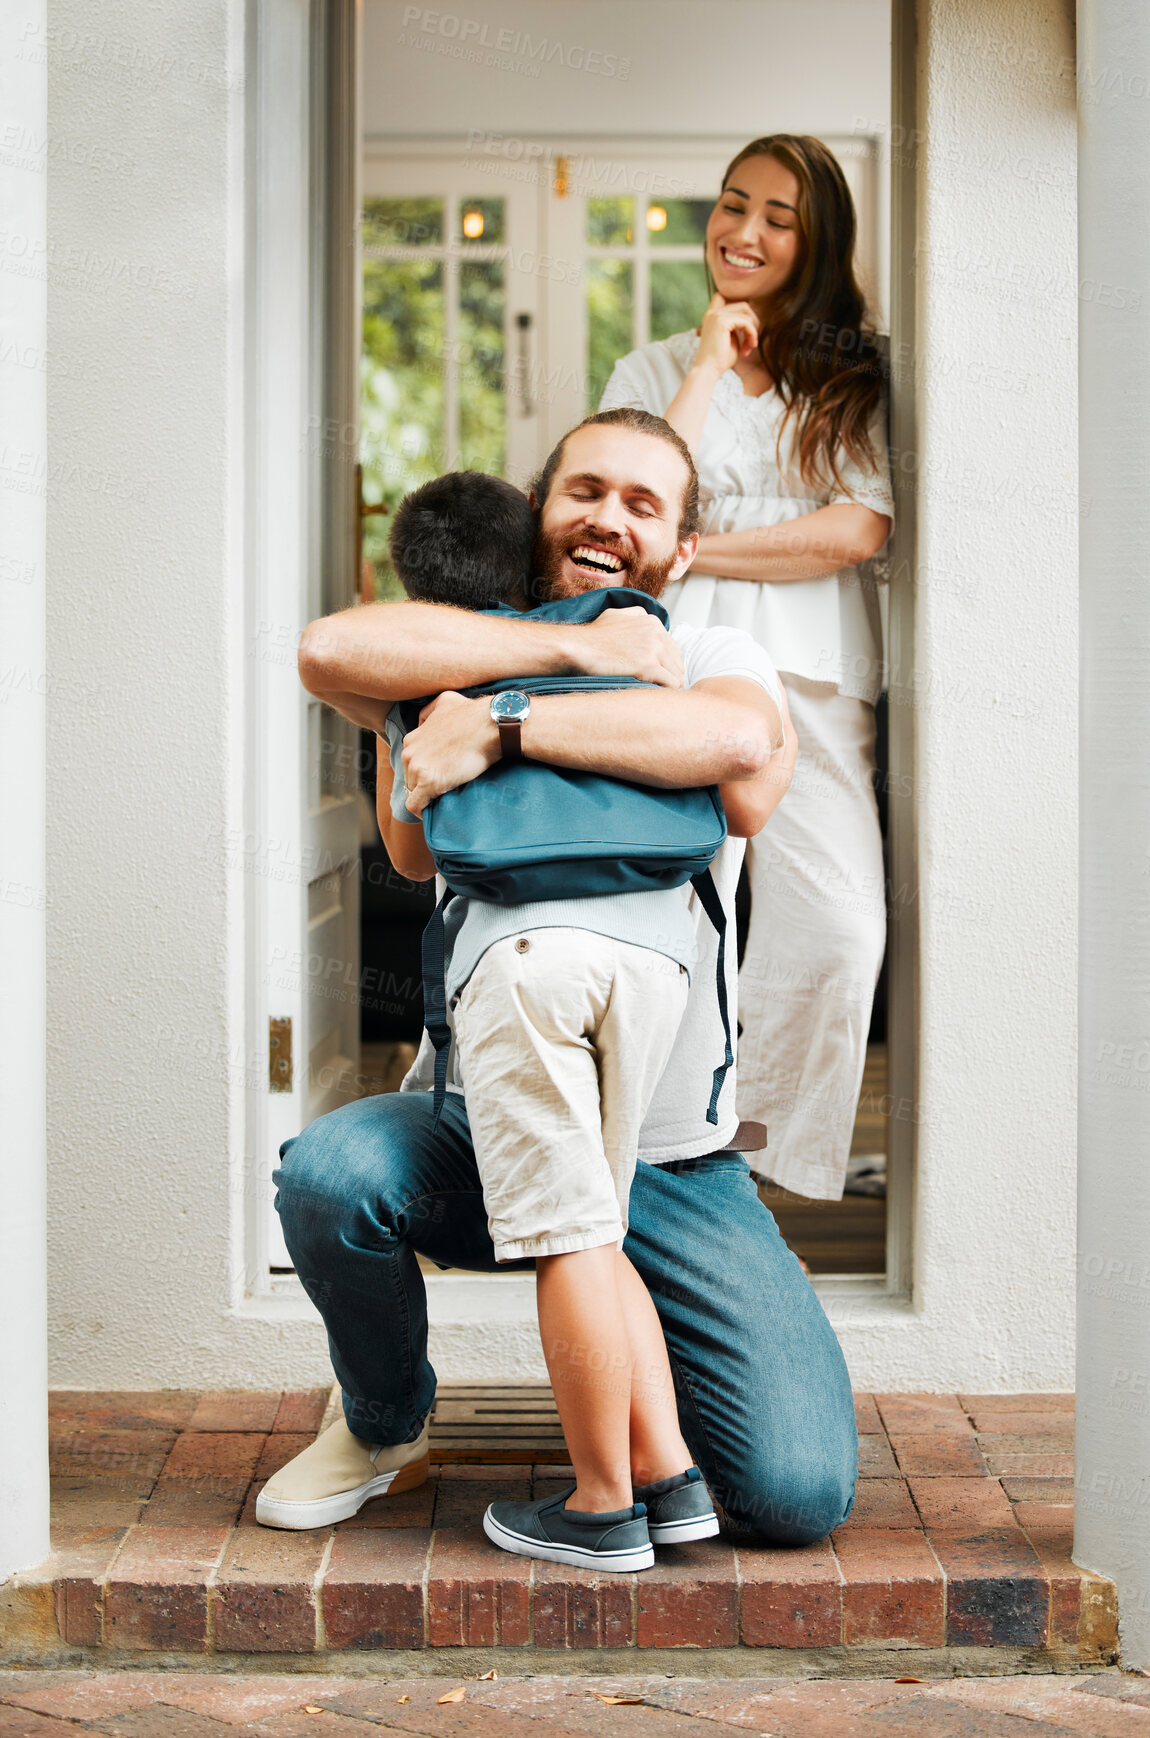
[{"x1": 255, "y1": 1414, "x2": 430, "y2": 1529}]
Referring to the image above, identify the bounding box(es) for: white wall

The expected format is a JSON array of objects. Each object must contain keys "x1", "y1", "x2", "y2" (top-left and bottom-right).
[
  {"x1": 364, "y1": 0, "x2": 890, "y2": 140},
  {"x1": 46, "y1": 0, "x2": 1078, "y2": 1394},
  {"x1": 44, "y1": 0, "x2": 309, "y2": 1388},
  {"x1": 830, "y1": 0, "x2": 1078, "y2": 1389}
]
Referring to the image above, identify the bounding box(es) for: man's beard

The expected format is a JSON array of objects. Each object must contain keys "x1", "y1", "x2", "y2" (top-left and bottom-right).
[{"x1": 531, "y1": 525, "x2": 680, "y2": 603}]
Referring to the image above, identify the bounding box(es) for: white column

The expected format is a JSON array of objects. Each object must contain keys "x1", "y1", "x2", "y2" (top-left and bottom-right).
[
  {"x1": 0, "y1": 0, "x2": 49, "y2": 1577},
  {"x1": 1075, "y1": 0, "x2": 1150, "y2": 1670}
]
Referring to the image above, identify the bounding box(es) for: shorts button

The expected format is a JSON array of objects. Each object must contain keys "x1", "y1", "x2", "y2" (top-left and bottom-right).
[{"x1": 514, "y1": 937, "x2": 530, "y2": 953}]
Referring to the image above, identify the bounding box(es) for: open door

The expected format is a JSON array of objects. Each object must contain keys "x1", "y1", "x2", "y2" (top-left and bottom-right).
[{"x1": 247, "y1": 0, "x2": 361, "y2": 1278}]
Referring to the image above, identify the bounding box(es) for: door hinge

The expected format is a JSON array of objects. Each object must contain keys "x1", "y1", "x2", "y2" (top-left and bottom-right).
[{"x1": 269, "y1": 1016, "x2": 293, "y2": 1092}]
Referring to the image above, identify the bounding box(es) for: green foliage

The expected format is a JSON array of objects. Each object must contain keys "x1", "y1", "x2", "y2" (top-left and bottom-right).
[
  {"x1": 586, "y1": 260, "x2": 633, "y2": 409},
  {"x1": 359, "y1": 196, "x2": 508, "y2": 599},
  {"x1": 586, "y1": 197, "x2": 634, "y2": 246},
  {"x1": 458, "y1": 260, "x2": 505, "y2": 474},
  {"x1": 651, "y1": 260, "x2": 708, "y2": 344},
  {"x1": 360, "y1": 254, "x2": 446, "y2": 597},
  {"x1": 363, "y1": 196, "x2": 443, "y2": 248}
]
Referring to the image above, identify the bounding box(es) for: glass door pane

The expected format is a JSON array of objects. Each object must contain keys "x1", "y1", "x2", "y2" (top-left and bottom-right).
[
  {"x1": 359, "y1": 188, "x2": 512, "y2": 597},
  {"x1": 581, "y1": 193, "x2": 711, "y2": 409},
  {"x1": 361, "y1": 198, "x2": 447, "y2": 596},
  {"x1": 648, "y1": 196, "x2": 710, "y2": 344},
  {"x1": 458, "y1": 258, "x2": 506, "y2": 473},
  {"x1": 650, "y1": 261, "x2": 708, "y2": 344},
  {"x1": 586, "y1": 260, "x2": 633, "y2": 409},
  {"x1": 646, "y1": 197, "x2": 711, "y2": 246}
]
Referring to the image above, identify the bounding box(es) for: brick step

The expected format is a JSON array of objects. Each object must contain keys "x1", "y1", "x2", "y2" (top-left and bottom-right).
[{"x1": 0, "y1": 1389, "x2": 1117, "y2": 1668}]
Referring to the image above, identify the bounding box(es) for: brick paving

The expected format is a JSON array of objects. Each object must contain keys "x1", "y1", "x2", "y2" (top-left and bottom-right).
[
  {"x1": 0, "y1": 1390, "x2": 1117, "y2": 1665},
  {"x1": 1, "y1": 1671, "x2": 1149, "y2": 1735}
]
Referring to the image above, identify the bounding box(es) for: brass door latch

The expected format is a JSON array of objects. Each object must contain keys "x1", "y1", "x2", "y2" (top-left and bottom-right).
[{"x1": 269, "y1": 1016, "x2": 293, "y2": 1092}]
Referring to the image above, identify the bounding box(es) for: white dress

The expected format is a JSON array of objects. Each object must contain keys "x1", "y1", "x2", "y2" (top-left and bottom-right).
[{"x1": 600, "y1": 329, "x2": 895, "y2": 1201}]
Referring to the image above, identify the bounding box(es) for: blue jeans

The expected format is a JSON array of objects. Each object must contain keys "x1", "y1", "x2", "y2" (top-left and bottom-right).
[{"x1": 275, "y1": 1090, "x2": 857, "y2": 1545}]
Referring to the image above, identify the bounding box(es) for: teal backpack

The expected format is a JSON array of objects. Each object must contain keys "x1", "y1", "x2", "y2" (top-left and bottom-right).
[{"x1": 396, "y1": 588, "x2": 733, "y2": 1128}]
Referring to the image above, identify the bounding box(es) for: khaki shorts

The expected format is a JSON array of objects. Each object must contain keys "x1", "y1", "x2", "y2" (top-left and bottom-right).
[{"x1": 452, "y1": 929, "x2": 690, "y2": 1262}]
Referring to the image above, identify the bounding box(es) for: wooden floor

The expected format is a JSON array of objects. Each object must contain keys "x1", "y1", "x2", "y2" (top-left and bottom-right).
[
  {"x1": 765, "y1": 1045, "x2": 888, "y2": 1274},
  {"x1": 359, "y1": 1042, "x2": 889, "y2": 1278},
  {"x1": 762, "y1": 1187, "x2": 886, "y2": 1274}
]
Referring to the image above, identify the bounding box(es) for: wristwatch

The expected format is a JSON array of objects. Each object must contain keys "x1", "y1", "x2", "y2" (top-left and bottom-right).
[{"x1": 490, "y1": 690, "x2": 531, "y2": 762}]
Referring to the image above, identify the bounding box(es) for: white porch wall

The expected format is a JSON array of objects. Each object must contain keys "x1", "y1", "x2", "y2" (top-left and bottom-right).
[
  {"x1": 362, "y1": 0, "x2": 890, "y2": 138},
  {"x1": 46, "y1": 0, "x2": 1077, "y2": 1392},
  {"x1": 838, "y1": 0, "x2": 1079, "y2": 1389},
  {"x1": 45, "y1": 0, "x2": 269, "y2": 1386}
]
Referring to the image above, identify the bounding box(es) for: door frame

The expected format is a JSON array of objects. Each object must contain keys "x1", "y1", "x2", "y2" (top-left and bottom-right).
[
  {"x1": 243, "y1": 97, "x2": 915, "y2": 1313},
  {"x1": 242, "y1": 0, "x2": 362, "y2": 1295},
  {"x1": 359, "y1": 133, "x2": 913, "y2": 1309}
]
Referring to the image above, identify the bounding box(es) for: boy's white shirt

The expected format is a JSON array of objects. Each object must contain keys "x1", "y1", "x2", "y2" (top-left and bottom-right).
[{"x1": 396, "y1": 620, "x2": 784, "y2": 1165}]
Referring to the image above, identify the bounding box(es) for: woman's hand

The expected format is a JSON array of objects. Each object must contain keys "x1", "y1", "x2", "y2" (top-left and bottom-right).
[
  {"x1": 663, "y1": 294, "x2": 761, "y2": 453},
  {"x1": 695, "y1": 292, "x2": 761, "y2": 377}
]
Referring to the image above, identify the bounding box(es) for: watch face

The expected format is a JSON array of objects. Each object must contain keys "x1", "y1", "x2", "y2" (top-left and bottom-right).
[{"x1": 491, "y1": 690, "x2": 531, "y2": 723}]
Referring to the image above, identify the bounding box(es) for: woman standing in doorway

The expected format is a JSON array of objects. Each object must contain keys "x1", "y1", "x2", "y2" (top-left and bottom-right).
[{"x1": 599, "y1": 135, "x2": 893, "y2": 1203}]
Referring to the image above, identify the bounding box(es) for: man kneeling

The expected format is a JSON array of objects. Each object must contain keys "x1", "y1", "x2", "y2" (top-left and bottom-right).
[{"x1": 259, "y1": 409, "x2": 858, "y2": 1549}]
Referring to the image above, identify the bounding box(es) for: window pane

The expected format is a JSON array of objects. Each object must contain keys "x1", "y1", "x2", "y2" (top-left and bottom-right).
[
  {"x1": 458, "y1": 260, "x2": 506, "y2": 474},
  {"x1": 647, "y1": 197, "x2": 712, "y2": 247},
  {"x1": 651, "y1": 260, "x2": 708, "y2": 345},
  {"x1": 457, "y1": 197, "x2": 504, "y2": 245},
  {"x1": 360, "y1": 257, "x2": 445, "y2": 599},
  {"x1": 362, "y1": 196, "x2": 444, "y2": 249},
  {"x1": 586, "y1": 197, "x2": 634, "y2": 247},
  {"x1": 586, "y1": 259, "x2": 632, "y2": 409}
]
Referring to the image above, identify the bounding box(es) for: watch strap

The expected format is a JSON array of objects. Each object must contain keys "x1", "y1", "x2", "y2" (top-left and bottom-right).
[{"x1": 497, "y1": 719, "x2": 523, "y2": 762}]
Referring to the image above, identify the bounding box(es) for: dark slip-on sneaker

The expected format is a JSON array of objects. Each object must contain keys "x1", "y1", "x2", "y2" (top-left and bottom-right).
[
  {"x1": 632, "y1": 1466, "x2": 719, "y2": 1544},
  {"x1": 483, "y1": 1488, "x2": 654, "y2": 1571}
]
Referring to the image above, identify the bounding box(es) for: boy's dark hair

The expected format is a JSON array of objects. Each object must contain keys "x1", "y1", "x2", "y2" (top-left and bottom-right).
[
  {"x1": 529, "y1": 407, "x2": 700, "y2": 540},
  {"x1": 388, "y1": 471, "x2": 536, "y2": 610}
]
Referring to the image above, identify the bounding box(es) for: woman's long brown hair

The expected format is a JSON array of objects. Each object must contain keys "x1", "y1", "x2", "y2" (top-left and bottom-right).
[{"x1": 712, "y1": 134, "x2": 885, "y2": 492}]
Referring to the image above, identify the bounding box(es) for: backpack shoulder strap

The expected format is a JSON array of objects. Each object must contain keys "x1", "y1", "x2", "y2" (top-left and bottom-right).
[
  {"x1": 484, "y1": 586, "x2": 669, "y2": 629},
  {"x1": 689, "y1": 868, "x2": 734, "y2": 1126},
  {"x1": 421, "y1": 886, "x2": 456, "y2": 1131}
]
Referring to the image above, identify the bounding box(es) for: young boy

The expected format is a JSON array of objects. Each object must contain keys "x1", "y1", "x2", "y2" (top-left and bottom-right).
[{"x1": 376, "y1": 470, "x2": 720, "y2": 1571}]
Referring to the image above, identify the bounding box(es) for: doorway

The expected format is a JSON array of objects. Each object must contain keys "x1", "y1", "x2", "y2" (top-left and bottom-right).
[{"x1": 352, "y1": 133, "x2": 893, "y2": 1278}]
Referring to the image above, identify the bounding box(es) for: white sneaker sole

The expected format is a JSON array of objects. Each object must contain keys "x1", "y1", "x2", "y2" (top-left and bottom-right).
[
  {"x1": 482, "y1": 1506, "x2": 654, "y2": 1572},
  {"x1": 648, "y1": 1512, "x2": 720, "y2": 1544},
  {"x1": 255, "y1": 1452, "x2": 428, "y2": 1530}
]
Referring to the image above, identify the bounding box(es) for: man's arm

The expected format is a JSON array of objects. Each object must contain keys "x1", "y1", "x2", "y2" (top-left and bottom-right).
[
  {"x1": 716, "y1": 678, "x2": 795, "y2": 837},
  {"x1": 298, "y1": 599, "x2": 685, "y2": 724},
  {"x1": 400, "y1": 678, "x2": 786, "y2": 835}
]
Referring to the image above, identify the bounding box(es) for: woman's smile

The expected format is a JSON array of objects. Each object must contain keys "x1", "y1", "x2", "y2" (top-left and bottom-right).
[
  {"x1": 705, "y1": 152, "x2": 802, "y2": 307},
  {"x1": 719, "y1": 246, "x2": 765, "y2": 272}
]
